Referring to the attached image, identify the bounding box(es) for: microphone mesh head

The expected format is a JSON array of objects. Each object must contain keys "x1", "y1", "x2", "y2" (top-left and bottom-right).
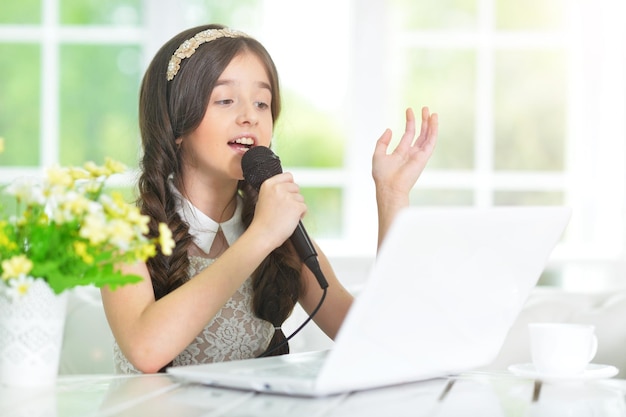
[{"x1": 241, "y1": 146, "x2": 283, "y2": 190}]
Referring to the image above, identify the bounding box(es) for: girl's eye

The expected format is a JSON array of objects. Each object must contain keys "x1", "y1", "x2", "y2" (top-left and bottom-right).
[
  {"x1": 215, "y1": 99, "x2": 233, "y2": 105},
  {"x1": 255, "y1": 101, "x2": 269, "y2": 110}
]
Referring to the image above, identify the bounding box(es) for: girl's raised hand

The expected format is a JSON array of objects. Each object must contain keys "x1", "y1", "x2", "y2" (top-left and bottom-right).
[
  {"x1": 372, "y1": 107, "x2": 438, "y2": 248},
  {"x1": 372, "y1": 106, "x2": 438, "y2": 201}
]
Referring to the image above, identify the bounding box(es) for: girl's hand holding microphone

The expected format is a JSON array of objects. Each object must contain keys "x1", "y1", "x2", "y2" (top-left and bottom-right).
[{"x1": 251, "y1": 172, "x2": 307, "y2": 250}]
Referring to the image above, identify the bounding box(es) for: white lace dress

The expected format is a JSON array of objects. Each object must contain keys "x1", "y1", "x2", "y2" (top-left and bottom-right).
[{"x1": 113, "y1": 194, "x2": 274, "y2": 374}]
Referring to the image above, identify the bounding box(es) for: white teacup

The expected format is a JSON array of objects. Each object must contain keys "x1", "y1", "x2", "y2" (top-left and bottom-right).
[{"x1": 528, "y1": 323, "x2": 598, "y2": 376}]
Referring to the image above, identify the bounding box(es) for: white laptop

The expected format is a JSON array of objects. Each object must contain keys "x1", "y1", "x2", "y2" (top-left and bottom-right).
[{"x1": 167, "y1": 206, "x2": 571, "y2": 396}]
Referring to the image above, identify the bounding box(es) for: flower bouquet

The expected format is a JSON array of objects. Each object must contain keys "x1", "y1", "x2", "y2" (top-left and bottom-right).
[
  {"x1": 0, "y1": 157, "x2": 174, "y2": 386},
  {"x1": 0, "y1": 158, "x2": 173, "y2": 298}
]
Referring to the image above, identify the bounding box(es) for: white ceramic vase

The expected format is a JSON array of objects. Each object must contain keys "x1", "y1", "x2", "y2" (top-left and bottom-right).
[{"x1": 0, "y1": 279, "x2": 68, "y2": 387}]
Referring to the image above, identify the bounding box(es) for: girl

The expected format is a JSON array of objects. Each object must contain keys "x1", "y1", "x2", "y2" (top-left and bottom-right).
[{"x1": 101, "y1": 24, "x2": 438, "y2": 374}]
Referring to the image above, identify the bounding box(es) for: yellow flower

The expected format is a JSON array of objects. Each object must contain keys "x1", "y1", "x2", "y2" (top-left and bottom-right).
[
  {"x1": 74, "y1": 241, "x2": 94, "y2": 264},
  {"x1": 46, "y1": 165, "x2": 73, "y2": 188},
  {"x1": 0, "y1": 234, "x2": 16, "y2": 250},
  {"x1": 84, "y1": 161, "x2": 108, "y2": 178},
  {"x1": 0, "y1": 223, "x2": 17, "y2": 251},
  {"x1": 104, "y1": 157, "x2": 126, "y2": 175},
  {"x1": 0, "y1": 137, "x2": 4, "y2": 153},
  {"x1": 126, "y1": 206, "x2": 150, "y2": 234},
  {"x1": 134, "y1": 243, "x2": 157, "y2": 261},
  {"x1": 103, "y1": 192, "x2": 128, "y2": 218},
  {"x1": 2, "y1": 255, "x2": 33, "y2": 280},
  {"x1": 68, "y1": 167, "x2": 91, "y2": 181},
  {"x1": 158, "y1": 223, "x2": 175, "y2": 256}
]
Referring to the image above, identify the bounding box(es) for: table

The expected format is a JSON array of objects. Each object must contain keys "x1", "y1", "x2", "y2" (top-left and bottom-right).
[{"x1": 1, "y1": 370, "x2": 625, "y2": 417}]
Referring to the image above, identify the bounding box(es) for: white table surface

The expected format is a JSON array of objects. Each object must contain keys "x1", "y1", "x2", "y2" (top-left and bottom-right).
[{"x1": 1, "y1": 370, "x2": 625, "y2": 417}]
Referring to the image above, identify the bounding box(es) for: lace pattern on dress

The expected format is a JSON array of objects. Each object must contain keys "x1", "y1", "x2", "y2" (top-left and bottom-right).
[{"x1": 113, "y1": 255, "x2": 274, "y2": 374}]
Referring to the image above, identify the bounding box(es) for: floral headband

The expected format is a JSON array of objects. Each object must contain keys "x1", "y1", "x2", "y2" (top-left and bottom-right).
[{"x1": 166, "y1": 28, "x2": 249, "y2": 81}]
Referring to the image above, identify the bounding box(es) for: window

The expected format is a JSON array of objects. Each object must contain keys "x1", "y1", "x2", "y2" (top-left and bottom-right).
[
  {"x1": 0, "y1": 0, "x2": 143, "y2": 171},
  {"x1": 381, "y1": 0, "x2": 626, "y2": 290},
  {"x1": 1, "y1": 0, "x2": 625, "y2": 291}
]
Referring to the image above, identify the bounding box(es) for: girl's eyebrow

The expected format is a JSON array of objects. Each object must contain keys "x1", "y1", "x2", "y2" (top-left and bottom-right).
[{"x1": 215, "y1": 79, "x2": 272, "y2": 92}]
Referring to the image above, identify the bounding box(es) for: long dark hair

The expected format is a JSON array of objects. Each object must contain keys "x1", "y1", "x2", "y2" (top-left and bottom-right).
[{"x1": 137, "y1": 24, "x2": 303, "y2": 359}]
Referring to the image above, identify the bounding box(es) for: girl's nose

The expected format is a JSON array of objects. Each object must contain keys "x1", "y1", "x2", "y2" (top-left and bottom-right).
[{"x1": 236, "y1": 103, "x2": 258, "y2": 125}]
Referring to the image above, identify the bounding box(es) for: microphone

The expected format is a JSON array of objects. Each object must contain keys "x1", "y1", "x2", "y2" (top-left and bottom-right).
[{"x1": 242, "y1": 146, "x2": 328, "y2": 290}]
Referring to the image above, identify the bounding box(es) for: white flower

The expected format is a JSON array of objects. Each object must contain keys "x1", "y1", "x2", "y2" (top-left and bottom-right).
[
  {"x1": 80, "y1": 212, "x2": 108, "y2": 244},
  {"x1": 6, "y1": 177, "x2": 45, "y2": 206},
  {"x1": 106, "y1": 219, "x2": 135, "y2": 250},
  {"x1": 3, "y1": 274, "x2": 35, "y2": 301},
  {"x1": 50, "y1": 191, "x2": 94, "y2": 223}
]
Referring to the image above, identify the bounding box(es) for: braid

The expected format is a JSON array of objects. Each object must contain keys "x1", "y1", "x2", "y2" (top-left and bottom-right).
[
  {"x1": 137, "y1": 156, "x2": 194, "y2": 299},
  {"x1": 239, "y1": 181, "x2": 304, "y2": 355},
  {"x1": 137, "y1": 46, "x2": 195, "y2": 299}
]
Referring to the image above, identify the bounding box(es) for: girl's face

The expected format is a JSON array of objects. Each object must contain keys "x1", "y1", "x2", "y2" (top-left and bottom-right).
[{"x1": 180, "y1": 50, "x2": 274, "y2": 183}]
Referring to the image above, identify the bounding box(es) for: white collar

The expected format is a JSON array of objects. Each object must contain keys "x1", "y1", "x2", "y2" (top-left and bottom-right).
[{"x1": 171, "y1": 185, "x2": 244, "y2": 254}]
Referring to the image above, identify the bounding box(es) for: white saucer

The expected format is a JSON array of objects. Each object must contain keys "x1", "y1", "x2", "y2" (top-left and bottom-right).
[{"x1": 508, "y1": 363, "x2": 619, "y2": 382}]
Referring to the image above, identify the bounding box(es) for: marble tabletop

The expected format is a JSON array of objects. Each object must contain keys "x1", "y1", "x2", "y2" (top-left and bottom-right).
[{"x1": 1, "y1": 370, "x2": 625, "y2": 417}]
